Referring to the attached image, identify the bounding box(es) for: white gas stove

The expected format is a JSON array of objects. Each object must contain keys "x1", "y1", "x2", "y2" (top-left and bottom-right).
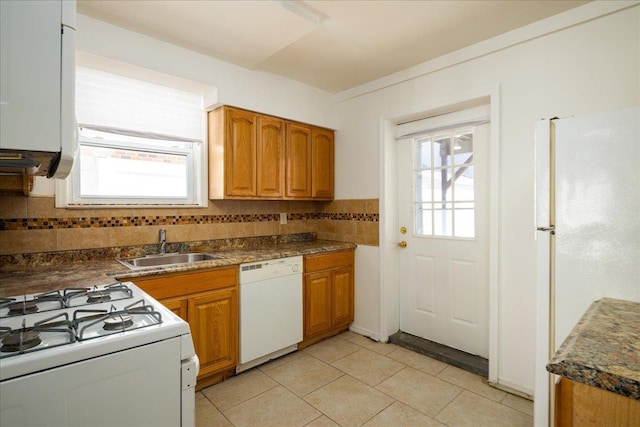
[{"x1": 0, "y1": 281, "x2": 199, "y2": 427}]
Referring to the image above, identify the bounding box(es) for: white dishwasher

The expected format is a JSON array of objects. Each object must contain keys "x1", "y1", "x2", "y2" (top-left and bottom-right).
[{"x1": 238, "y1": 256, "x2": 303, "y2": 373}]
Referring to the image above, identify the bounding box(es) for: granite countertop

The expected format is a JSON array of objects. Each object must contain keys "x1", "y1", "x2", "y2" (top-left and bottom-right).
[
  {"x1": 546, "y1": 298, "x2": 640, "y2": 399},
  {"x1": 0, "y1": 239, "x2": 356, "y2": 297}
]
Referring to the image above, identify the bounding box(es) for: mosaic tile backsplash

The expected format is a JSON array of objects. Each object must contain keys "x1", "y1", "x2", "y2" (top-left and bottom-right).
[{"x1": 0, "y1": 197, "x2": 379, "y2": 255}]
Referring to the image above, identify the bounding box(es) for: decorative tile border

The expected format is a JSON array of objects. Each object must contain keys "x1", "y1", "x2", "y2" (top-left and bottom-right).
[{"x1": 0, "y1": 212, "x2": 379, "y2": 231}]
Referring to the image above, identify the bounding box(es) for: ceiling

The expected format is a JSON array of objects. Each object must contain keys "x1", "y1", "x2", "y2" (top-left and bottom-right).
[{"x1": 77, "y1": 0, "x2": 589, "y2": 94}]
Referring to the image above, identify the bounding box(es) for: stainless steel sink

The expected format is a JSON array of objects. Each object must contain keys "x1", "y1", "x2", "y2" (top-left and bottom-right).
[{"x1": 117, "y1": 252, "x2": 223, "y2": 270}]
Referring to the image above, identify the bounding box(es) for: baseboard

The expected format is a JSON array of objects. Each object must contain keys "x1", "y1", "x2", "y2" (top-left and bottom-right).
[
  {"x1": 493, "y1": 378, "x2": 534, "y2": 400},
  {"x1": 348, "y1": 324, "x2": 381, "y2": 342}
]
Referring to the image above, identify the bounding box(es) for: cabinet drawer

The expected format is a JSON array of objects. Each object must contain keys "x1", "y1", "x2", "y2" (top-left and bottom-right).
[
  {"x1": 132, "y1": 266, "x2": 238, "y2": 300},
  {"x1": 305, "y1": 250, "x2": 354, "y2": 273}
]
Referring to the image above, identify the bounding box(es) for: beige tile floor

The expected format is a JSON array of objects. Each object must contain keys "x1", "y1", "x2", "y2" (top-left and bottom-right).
[{"x1": 196, "y1": 331, "x2": 533, "y2": 427}]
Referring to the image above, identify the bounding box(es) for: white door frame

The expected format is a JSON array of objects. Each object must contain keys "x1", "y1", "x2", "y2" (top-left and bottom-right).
[{"x1": 378, "y1": 85, "x2": 502, "y2": 385}]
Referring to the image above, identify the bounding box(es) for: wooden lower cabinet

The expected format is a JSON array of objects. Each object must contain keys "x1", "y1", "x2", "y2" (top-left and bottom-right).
[
  {"x1": 187, "y1": 288, "x2": 237, "y2": 379},
  {"x1": 160, "y1": 297, "x2": 188, "y2": 321},
  {"x1": 555, "y1": 377, "x2": 640, "y2": 427},
  {"x1": 304, "y1": 270, "x2": 332, "y2": 336},
  {"x1": 130, "y1": 266, "x2": 238, "y2": 387},
  {"x1": 301, "y1": 249, "x2": 354, "y2": 347}
]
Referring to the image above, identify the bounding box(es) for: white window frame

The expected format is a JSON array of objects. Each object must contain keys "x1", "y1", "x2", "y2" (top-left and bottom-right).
[{"x1": 56, "y1": 127, "x2": 207, "y2": 208}]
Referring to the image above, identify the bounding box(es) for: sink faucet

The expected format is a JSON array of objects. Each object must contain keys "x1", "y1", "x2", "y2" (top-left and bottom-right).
[{"x1": 159, "y1": 228, "x2": 167, "y2": 254}]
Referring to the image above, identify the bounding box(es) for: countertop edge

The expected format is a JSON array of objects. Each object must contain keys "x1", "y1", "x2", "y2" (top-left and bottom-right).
[
  {"x1": 0, "y1": 241, "x2": 357, "y2": 297},
  {"x1": 546, "y1": 298, "x2": 640, "y2": 400}
]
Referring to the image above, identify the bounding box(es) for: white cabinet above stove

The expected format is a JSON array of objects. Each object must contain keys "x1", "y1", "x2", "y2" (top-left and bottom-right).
[{"x1": 0, "y1": 0, "x2": 77, "y2": 178}]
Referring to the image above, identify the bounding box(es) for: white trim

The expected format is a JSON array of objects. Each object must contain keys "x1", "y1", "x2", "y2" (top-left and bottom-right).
[
  {"x1": 395, "y1": 104, "x2": 491, "y2": 138},
  {"x1": 348, "y1": 325, "x2": 381, "y2": 342},
  {"x1": 336, "y1": 1, "x2": 639, "y2": 103},
  {"x1": 379, "y1": 84, "x2": 501, "y2": 383},
  {"x1": 487, "y1": 86, "x2": 502, "y2": 386}
]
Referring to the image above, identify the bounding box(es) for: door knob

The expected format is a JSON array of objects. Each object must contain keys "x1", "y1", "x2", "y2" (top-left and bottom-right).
[{"x1": 397, "y1": 241, "x2": 407, "y2": 248}]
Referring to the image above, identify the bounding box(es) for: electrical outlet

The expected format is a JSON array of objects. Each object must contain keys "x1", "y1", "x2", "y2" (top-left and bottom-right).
[{"x1": 280, "y1": 213, "x2": 287, "y2": 225}]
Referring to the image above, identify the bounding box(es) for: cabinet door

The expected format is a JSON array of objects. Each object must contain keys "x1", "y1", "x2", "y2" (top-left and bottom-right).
[
  {"x1": 304, "y1": 271, "x2": 332, "y2": 337},
  {"x1": 160, "y1": 297, "x2": 188, "y2": 321},
  {"x1": 0, "y1": 1, "x2": 61, "y2": 152},
  {"x1": 311, "y1": 127, "x2": 334, "y2": 199},
  {"x1": 285, "y1": 122, "x2": 312, "y2": 198},
  {"x1": 188, "y1": 288, "x2": 238, "y2": 379},
  {"x1": 332, "y1": 267, "x2": 354, "y2": 326},
  {"x1": 225, "y1": 108, "x2": 257, "y2": 197},
  {"x1": 257, "y1": 115, "x2": 284, "y2": 198}
]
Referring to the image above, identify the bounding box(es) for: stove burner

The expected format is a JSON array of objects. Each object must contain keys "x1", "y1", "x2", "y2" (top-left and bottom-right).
[
  {"x1": 0, "y1": 330, "x2": 42, "y2": 353},
  {"x1": 86, "y1": 290, "x2": 111, "y2": 303},
  {"x1": 103, "y1": 314, "x2": 134, "y2": 331},
  {"x1": 8, "y1": 300, "x2": 39, "y2": 315},
  {"x1": 64, "y1": 282, "x2": 134, "y2": 308}
]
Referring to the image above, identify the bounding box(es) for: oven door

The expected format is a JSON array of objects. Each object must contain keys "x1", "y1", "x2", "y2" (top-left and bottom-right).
[{"x1": 0, "y1": 338, "x2": 182, "y2": 427}]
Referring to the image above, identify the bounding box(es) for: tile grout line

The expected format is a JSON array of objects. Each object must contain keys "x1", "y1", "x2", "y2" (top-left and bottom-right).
[{"x1": 197, "y1": 332, "x2": 532, "y2": 426}]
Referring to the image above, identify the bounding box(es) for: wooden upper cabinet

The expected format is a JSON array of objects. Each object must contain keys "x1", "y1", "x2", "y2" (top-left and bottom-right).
[
  {"x1": 209, "y1": 105, "x2": 333, "y2": 200},
  {"x1": 257, "y1": 115, "x2": 284, "y2": 198},
  {"x1": 285, "y1": 122, "x2": 312, "y2": 198},
  {"x1": 311, "y1": 127, "x2": 334, "y2": 199},
  {"x1": 225, "y1": 108, "x2": 257, "y2": 197}
]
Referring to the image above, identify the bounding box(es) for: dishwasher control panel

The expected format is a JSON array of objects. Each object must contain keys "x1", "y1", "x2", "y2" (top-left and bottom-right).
[{"x1": 239, "y1": 256, "x2": 303, "y2": 284}]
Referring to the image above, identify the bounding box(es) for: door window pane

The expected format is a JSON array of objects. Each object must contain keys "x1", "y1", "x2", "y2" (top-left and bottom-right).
[
  {"x1": 453, "y1": 166, "x2": 474, "y2": 201},
  {"x1": 415, "y1": 170, "x2": 432, "y2": 202},
  {"x1": 413, "y1": 127, "x2": 475, "y2": 239},
  {"x1": 415, "y1": 203, "x2": 433, "y2": 235},
  {"x1": 433, "y1": 168, "x2": 453, "y2": 202},
  {"x1": 415, "y1": 137, "x2": 432, "y2": 168},
  {"x1": 434, "y1": 203, "x2": 453, "y2": 236},
  {"x1": 433, "y1": 135, "x2": 452, "y2": 167},
  {"x1": 454, "y1": 202, "x2": 475, "y2": 238},
  {"x1": 452, "y1": 130, "x2": 473, "y2": 165}
]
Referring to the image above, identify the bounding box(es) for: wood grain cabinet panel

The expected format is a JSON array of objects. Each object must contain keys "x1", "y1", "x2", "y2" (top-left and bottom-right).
[
  {"x1": 311, "y1": 127, "x2": 334, "y2": 199},
  {"x1": 188, "y1": 288, "x2": 238, "y2": 378},
  {"x1": 224, "y1": 108, "x2": 257, "y2": 197},
  {"x1": 285, "y1": 122, "x2": 312, "y2": 198},
  {"x1": 304, "y1": 271, "x2": 332, "y2": 337},
  {"x1": 555, "y1": 377, "x2": 640, "y2": 427},
  {"x1": 160, "y1": 297, "x2": 188, "y2": 321},
  {"x1": 302, "y1": 250, "x2": 355, "y2": 346},
  {"x1": 131, "y1": 266, "x2": 239, "y2": 384},
  {"x1": 257, "y1": 115, "x2": 284, "y2": 198},
  {"x1": 331, "y1": 267, "x2": 354, "y2": 326},
  {"x1": 209, "y1": 105, "x2": 333, "y2": 200}
]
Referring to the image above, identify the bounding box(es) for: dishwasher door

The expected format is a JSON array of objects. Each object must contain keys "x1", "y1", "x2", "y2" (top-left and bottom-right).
[{"x1": 239, "y1": 272, "x2": 303, "y2": 366}]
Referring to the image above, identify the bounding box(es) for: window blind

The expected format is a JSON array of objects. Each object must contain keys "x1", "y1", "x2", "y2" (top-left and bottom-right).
[
  {"x1": 75, "y1": 66, "x2": 204, "y2": 141},
  {"x1": 396, "y1": 104, "x2": 490, "y2": 138}
]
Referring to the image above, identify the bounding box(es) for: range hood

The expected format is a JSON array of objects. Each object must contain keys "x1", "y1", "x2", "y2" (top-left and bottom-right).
[
  {"x1": 0, "y1": 1, "x2": 76, "y2": 179},
  {"x1": 0, "y1": 150, "x2": 73, "y2": 178}
]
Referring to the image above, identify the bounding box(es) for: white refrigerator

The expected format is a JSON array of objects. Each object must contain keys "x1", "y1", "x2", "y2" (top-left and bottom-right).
[{"x1": 533, "y1": 107, "x2": 640, "y2": 426}]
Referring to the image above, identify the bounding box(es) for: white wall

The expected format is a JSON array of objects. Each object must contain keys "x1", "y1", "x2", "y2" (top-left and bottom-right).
[
  {"x1": 333, "y1": 4, "x2": 640, "y2": 395},
  {"x1": 76, "y1": 14, "x2": 336, "y2": 129}
]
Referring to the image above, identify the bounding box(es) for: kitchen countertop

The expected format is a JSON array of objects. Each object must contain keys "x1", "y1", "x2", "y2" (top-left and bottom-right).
[
  {"x1": 0, "y1": 239, "x2": 356, "y2": 297},
  {"x1": 546, "y1": 298, "x2": 640, "y2": 399}
]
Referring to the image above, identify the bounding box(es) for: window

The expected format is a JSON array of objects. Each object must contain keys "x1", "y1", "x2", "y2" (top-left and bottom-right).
[
  {"x1": 414, "y1": 127, "x2": 475, "y2": 238},
  {"x1": 56, "y1": 66, "x2": 207, "y2": 208},
  {"x1": 75, "y1": 128, "x2": 196, "y2": 203}
]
